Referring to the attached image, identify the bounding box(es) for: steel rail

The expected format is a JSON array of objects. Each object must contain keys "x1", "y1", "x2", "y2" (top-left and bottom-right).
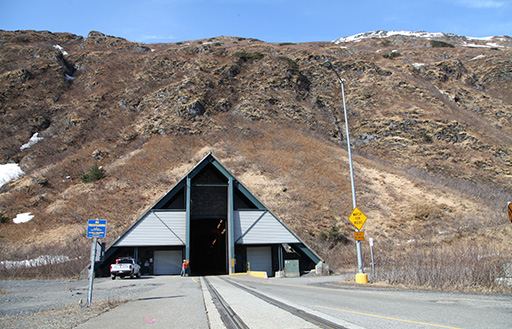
[
  {"x1": 203, "y1": 277, "x2": 249, "y2": 329},
  {"x1": 220, "y1": 277, "x2": 348, "y2": 329}
]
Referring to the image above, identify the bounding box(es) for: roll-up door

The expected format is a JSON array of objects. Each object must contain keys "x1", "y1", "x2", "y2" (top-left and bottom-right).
[
  {"x1": 247, "y1": 246, "x2": 272, "y2": 277},
  {"x1": 153, "y1": 250, "x2": 182, "y2": 275}
]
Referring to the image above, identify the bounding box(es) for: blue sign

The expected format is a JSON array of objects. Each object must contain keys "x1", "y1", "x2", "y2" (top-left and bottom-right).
[{"x1": 87, "y1": 219, "x2": 107, "y2": 238}]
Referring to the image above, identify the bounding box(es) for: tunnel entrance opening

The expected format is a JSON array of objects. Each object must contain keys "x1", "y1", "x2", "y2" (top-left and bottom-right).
[{"x1": 190, "y1": 217, "x2": 227, "y2": 275}]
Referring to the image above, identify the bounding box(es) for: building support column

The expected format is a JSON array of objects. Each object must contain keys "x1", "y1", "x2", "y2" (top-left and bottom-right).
[
  {"x1": 185, "y1": 176, "x2": 191, "y2": 261},
  {"x1": 228, "y1": 176, "x2": 235, "y2": 274},
  {"x1": 278, "y1": 245, "x2": 284, "y2": 272}
]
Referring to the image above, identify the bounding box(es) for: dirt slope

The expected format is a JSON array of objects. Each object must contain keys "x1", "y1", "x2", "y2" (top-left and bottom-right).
[{"x1": 0, "y1": 30, "x2": 511, "y2": 270}]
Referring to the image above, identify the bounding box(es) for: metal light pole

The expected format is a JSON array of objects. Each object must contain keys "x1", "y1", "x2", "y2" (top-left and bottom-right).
[{"x1": 326, "y1": 62, "x2": 366, "y2": 282}]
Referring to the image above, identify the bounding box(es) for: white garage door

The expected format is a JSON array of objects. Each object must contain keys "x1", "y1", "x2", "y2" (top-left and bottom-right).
[
  {"x1": 154, "y1": 250, "x2": 182, "y2": 275},
  {"x1": 247, "y1": 246, "x2": 272, "y2": 277}
]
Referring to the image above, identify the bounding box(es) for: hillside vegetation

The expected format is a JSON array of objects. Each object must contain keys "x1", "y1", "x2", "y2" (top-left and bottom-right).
[{"x1": 0, "y1": 30, "x2": 511, "y2": 290}]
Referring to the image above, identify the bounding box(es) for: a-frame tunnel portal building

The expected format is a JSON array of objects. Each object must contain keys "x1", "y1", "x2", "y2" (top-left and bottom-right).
[{"x1": 99, "y1": 153, "x2": 323, "y2": 277}]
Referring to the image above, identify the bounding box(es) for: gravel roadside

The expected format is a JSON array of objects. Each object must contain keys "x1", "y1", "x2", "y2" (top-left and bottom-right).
[{"x1": 0, "y1": 277, "x2": 166, "y2": 329}]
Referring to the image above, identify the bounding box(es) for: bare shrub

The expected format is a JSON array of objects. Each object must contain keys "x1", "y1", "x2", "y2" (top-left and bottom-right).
[
  {"x1": 0, "y1": 241, "x2": 89, "y2": 280},
  {"x1": 402, "y1": 164, "x2": 511, "y2": 207},
  {"x1": 321, "y1": 243, "x2": 358, "y2": 271},
  {"x1": 371, "y1": 241, "x2": 511, "y2": 292}
]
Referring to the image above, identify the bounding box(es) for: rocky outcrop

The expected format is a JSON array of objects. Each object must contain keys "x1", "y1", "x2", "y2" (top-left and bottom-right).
[{"x1": 0, "y1": 31, "x2": 510, "y2": 257}]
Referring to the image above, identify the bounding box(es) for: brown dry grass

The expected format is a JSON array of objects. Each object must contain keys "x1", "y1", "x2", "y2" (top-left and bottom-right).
[
  {"x1": 0, "y1": 240, "x2": 89, "y2": 280},
  {"x1": 368, "y1": 239, "x2": 511, "y2": 293},
  {"x1": 1, "y1": 31, "x2": 511, "y2": 293},
  {"x1": 2, "y1": 111, "x2": 511, "y2": 292}
]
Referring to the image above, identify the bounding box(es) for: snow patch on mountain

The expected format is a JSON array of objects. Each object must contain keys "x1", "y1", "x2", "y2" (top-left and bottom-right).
[
  {"x1": 333, "y1": 30, "x2": 511, "y2": 48},
  {"x1": 0, "y1": 163, "x2": 24, "y2": 187},
  {"x1": 20, "y1": 132, "x2": 43, "y2": 150},
  {"x1": 13, "y1": 212, "x2": 34, "y2": 224},
  {"x1": 334, "y1": 30, "x2": 445, "y2": 43},
  {"x1": 53, "y1": 44, "x2": 68, "y2": 56},
  {"x1": 0, "y1": 255, "x2": 71, "y2": 268}
]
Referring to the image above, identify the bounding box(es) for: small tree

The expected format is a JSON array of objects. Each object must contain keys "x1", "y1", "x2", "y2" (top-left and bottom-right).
[
  {"x1": 383, "y1": 51, "x2": 401, "y2": 59},
  {"x1": 431, "y1": 40, "x2": 455, "y2": 48},
  {"x1": 0, "y1": 214, "x2": 10, "y2": 224},
  {"x1": 233, "y1": 51, "x2": 264, "y2": 62},
  {"x1": 80, "y1": 164, "x2": 105, "y2": 183}
]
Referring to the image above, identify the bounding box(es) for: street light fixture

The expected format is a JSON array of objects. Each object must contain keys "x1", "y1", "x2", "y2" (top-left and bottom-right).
[{"x1": 325, "y1": 61, "x2": 367, "y2": 283}]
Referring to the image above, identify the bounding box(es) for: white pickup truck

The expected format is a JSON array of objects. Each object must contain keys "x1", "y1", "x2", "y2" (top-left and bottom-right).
[{"x1": 110, "y1": 258, "x2": 141, "y2": 279}]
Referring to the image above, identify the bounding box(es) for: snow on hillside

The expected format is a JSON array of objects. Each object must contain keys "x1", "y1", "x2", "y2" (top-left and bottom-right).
[
  {"x1": 333, "y1": 30, "x2": 445, "y2": 43},
  {"x1": 0, "y1": 255, "x2": 71, "y2": 269},
  {"x1": 332, "y1": 30, "x2": 510, "y2": 48},
  {"x1": 0, "y1": 134, "x2": 44, "y2": 187},
  {"x1": 20, "y1": 132, "x2": 43, "y2": 150},
  {"x1": 13, "y1": 212, "x2": 34, "y2": 224},
  {"x1": 53, "y1": 44, "x2": 68, "y2": 56},
  {"x1": 0, "y1": 163, "x2": 24, "y2": 188}
]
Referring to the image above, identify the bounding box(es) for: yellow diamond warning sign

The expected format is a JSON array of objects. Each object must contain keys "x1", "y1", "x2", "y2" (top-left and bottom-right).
[{"x1": 348, "y1": 207, "x2": 367, "y2": 231}]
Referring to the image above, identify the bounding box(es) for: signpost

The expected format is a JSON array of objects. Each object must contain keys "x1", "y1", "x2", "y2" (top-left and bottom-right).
[
  {"x1": 87, "y1": 219, "x2": 106, "y2": 307},
  {"x1": 347, "y1": 206, "x2": 368, "y2": 283},
  {"x1": 369, "y1": 238, "x2": 375, "y2": 278},
  {"x1": 327, "y1": 61, "x2": 368, "y2": 283}
]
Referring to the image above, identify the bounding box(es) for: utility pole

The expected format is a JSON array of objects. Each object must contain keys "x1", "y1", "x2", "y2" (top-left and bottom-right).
[{"x1": 326, "y1": 61, "x2": 368, "y2": 284}]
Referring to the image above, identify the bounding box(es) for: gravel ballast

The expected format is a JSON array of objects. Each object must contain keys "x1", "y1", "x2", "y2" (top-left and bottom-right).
[{"x1": 0, "y1": 276, "x2": 168, "y2": 329}]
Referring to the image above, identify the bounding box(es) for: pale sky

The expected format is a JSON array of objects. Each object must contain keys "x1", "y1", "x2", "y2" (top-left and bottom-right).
[{"x1": 0, "y1": 0, "x2": 511, "y2": 43}]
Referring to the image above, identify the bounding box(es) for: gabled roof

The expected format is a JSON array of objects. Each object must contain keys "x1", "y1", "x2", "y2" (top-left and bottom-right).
[
  {"x1": 152, "y1": 152, "x2": 265, "y2": 210},
  {"x1": 108, "y1": 152, "x2": 322, "y2": 262}
]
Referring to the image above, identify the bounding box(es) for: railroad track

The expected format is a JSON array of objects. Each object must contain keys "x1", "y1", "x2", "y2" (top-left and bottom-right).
[
  {"x1": 203, "y1": 277, "x2": 347, "y2": 329},
  {"x1": 203, "y1": 277, "x2": 249, "y2": 329}
]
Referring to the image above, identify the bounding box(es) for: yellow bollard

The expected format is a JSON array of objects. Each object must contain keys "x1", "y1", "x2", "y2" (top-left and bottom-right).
[{"x1": 355, "y1": 273, "x2": 368, "y2": 284}]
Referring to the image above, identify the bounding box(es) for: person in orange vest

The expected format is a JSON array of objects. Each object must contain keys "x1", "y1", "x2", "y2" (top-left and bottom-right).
[{"x1": 181, "y1": 259, "x2": 189, "y2": 276}]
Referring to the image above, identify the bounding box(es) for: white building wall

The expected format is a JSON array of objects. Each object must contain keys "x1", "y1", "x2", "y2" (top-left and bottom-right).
[
  {"x1": 234, "y1": 210, "x2": 300, "y2": 244},
  {"x1": 115, "y1": 211, "x2": 186, "y2": 247}
]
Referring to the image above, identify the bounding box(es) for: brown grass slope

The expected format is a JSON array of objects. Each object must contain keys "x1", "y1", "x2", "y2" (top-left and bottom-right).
[{"x1": 0, "y1": 30, "x2": 511, "y2": 284}]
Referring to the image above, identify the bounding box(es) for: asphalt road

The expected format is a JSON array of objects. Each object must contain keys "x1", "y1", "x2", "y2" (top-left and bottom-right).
[
  {"x1": 223, "y1": 275, "x2": 512, "y2": 329},
  {"x1": 0, "y1": 276, "x2": 209, "y2": 329},
  {"x1": 1, "y1": 274, "x2": 511, "y2": 328}
]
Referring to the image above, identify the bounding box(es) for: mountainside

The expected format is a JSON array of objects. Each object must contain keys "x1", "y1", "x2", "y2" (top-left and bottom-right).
[{"x1": 0, "y1": 30, "x2": 511, "y2": 272}]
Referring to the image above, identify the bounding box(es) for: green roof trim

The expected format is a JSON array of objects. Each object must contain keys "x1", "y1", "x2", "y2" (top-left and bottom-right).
[{"x1": 102, "y1": 152, "x2": 323, "y2": 272}]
